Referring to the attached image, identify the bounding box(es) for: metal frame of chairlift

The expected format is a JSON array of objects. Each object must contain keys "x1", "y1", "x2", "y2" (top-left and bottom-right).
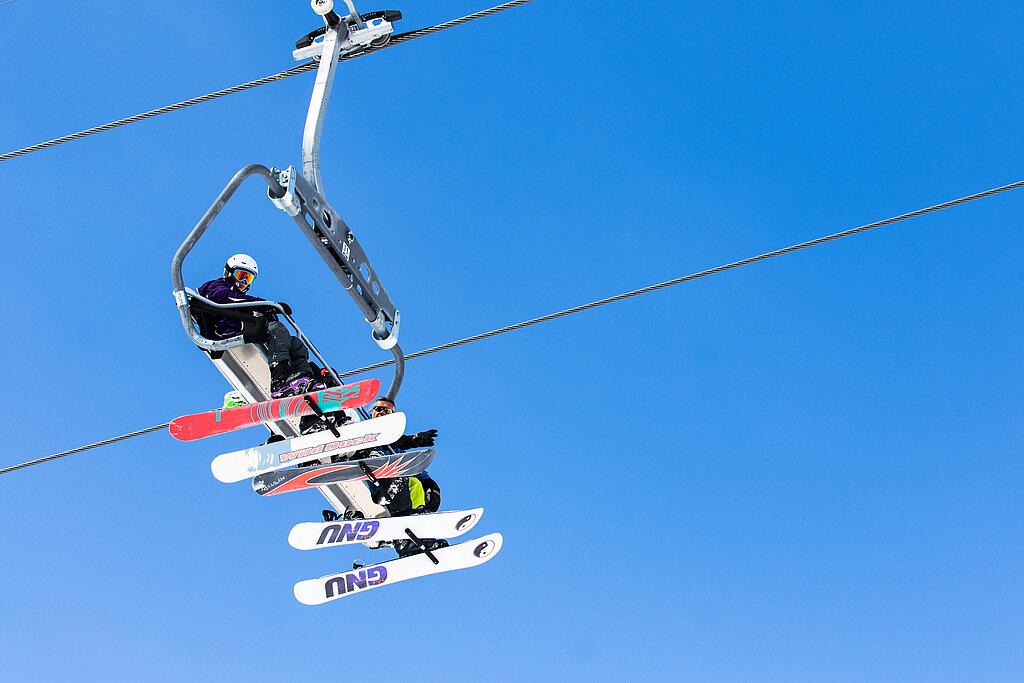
[{"x1": 171, "y1": 2, "x2": 403, "y2": 517}]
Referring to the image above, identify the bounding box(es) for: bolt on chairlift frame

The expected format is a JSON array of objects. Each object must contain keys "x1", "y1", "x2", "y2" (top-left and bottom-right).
[{"x1": 171, "y1": 3, "x2": 403, "y2": 516}]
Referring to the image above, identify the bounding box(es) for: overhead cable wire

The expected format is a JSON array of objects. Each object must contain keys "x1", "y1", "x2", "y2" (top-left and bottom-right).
[
  {"x1": 338, "y1": 179, "x2": 1024, "y2": 376},
  {"x1": 3, "y1": 177, "x2": 1020, "y2": 475},
  {"x1": 0, "y1": 423, "x2": 170, "y2": 476},
  {"x1": 0, "y1": 0, "x2": 538, "y2": 162}
]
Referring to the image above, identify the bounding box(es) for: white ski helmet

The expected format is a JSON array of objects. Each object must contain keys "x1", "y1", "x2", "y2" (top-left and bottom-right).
[{"x1": 224, "y1": 253, "x2": 258, "y2": 278}]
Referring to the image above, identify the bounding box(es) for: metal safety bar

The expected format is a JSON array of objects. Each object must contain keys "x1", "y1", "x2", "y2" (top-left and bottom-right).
[{"x1": 170, "y1": 163, "x2": 404, "y2": 400}]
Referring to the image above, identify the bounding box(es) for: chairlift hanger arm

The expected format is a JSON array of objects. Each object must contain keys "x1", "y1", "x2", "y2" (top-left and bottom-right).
[
  {"x1": 268, "y1": 165, "x2": 405, "y2": 399},
  {"x1": 170, "y1": 1, "x2": 403, "y2": 386},
  {"x1": 287, "y1": 0, "x2": 401, "y2": 348},
  {"x1": 298, "y1": 2, "x2": 398, "y2": 192}
]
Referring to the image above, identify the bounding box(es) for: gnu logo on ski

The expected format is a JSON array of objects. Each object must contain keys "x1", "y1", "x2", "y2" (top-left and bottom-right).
[
  {"x1": 324, "y1": 566, "x2": 388, "y2": 598},
  {"x1": 293, "y1": 532, "x2": 503, "y2": 605},
  {"x1": 288, "y1": 507, "x2": 484, "y2": 550},
  {"x1": 317, "y1": 520, "x2": 380, "y2": 545}
]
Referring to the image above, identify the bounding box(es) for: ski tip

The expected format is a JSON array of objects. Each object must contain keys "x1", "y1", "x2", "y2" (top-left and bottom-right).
[
  {"x1": 209, "y1": 455, "x2": 243, "y2": 484},
  {"x1": 287, "y1": 524, "x2": 310, "y2": 550},
  {"x1": 294, "y1": 580, "x2": 323, "y2": 605},
  {"x1": 439, "y1": 507, "x2": 486, "y2": 538},
  {"x1": 472, "y1": 532, "x2": 503, "y2": 564},
  {"x1": 167, "y1": 419, "x2": 193, "y2": 441}
]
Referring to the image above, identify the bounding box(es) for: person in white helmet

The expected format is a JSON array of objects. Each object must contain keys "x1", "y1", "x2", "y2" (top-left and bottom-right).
[{"x1": 197, "y1": 254, "x2": 325, "y2": 398}]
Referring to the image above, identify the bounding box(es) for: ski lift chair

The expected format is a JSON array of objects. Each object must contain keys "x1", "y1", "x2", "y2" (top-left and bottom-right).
[{"x1": 171, "y1": 7, "x2": 405, "y2": 517}]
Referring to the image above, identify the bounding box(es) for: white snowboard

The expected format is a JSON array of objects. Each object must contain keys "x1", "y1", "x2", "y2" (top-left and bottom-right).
[
  {"x1": 210, "y1": 411, "x2": 406, "y2": 483},
  {"x1": 293, "y1": 532, "x2": 503, "y2": 605},
  {"x1": 288, "y1": 508, "x2": 484, "y2": 550}
]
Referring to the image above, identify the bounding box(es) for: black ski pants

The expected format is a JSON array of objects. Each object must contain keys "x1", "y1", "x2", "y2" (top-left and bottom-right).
[{"x1": 266, "y1": 320, "x2": 314, "y2": 376}]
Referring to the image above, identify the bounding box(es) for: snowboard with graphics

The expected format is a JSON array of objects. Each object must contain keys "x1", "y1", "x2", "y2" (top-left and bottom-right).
[
  {"x1": 169, "y1": 379, "x2": 380, "y2": 441},
  {"x1": 210, "y1": 412, "x2": 406, "y2": 483},
  {"x1": 251, "y1": 448, "x2": 435, "y2": 496},
  {"x1": 293, "y1": 533, "x2": 503, "y2": 605},
  {"x1": 288, "y1": 508, "x2": 483, "y2": 550}
]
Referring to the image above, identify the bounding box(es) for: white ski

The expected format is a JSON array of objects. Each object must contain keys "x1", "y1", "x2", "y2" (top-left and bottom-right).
[
  {"x1": 288, "y1": 508, "x2": 484, "y2": 550},
  {"x1": 209, "y1": 412, "x2": 406, "y2": 483},
  {"x1": 293, "y1": 533, "x2": 503, "y2": 605}
]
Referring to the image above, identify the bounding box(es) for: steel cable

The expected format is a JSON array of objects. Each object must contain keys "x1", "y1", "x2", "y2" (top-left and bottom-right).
[
  {"x1": 338, "y1": 179, "x2": 1024, "y2": 376},
  {"x1": 0, "y1": 423, "x2": 170, "y2": 475},
  {"x1": 0, "y1": 0, "x2": 539, "y2": 162},
  {"x1": 3, "y1": 177, "x2": 1020, "y2": 474}
]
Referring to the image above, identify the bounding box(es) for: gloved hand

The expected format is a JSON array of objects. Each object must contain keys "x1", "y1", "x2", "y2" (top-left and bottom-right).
[{"x1": 412, "y1": 429, "x2": 437, "y2": 447}]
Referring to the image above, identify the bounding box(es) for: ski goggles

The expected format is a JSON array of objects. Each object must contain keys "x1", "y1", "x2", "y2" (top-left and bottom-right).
[
  {"x1": 231, "y1": 268, "x2": 256, "y2": 286},
  {"x1": 371, "y1": 404, "x2": 395, "y2": 415}
]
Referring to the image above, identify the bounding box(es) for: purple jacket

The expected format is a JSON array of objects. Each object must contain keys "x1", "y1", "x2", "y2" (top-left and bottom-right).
[{"x1": 197, "y1": 276, "x2": 269, "y2": 339}]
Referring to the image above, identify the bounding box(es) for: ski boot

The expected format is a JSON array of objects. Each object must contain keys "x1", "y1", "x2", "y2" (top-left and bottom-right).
[
  {"x1": 222, "y1": 390, "x2": 246, "y2": 409},
  {"x1": 322, "y1": 509, "x2": 365, "y2": 522},
  {"x1": 300, "y1": 410, "x2": 351, "y2": 435},
  {"x1": 271, "y1": 361, "x2": 314, "y2": 398},
  {"x1": 394, "y1": 538, "x2": 449, "y2": 559},
  {"x1": 283, "y1": 373, "x2": 313, "y2": 397},
  {"x1": 299, "y1": 414, "x2": 327, "y2": 434},
  {"x1": 270, "y1": 361, "x2": 292, "y2": 398}
]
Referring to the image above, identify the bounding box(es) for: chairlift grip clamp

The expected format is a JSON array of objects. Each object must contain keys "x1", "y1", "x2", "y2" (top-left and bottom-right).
[
  {"x1": 268, "y1": 168, "x2": 301, "y2": 217},
  {"x1": 369, "y1": 309, "x2": 400, "y2": 350}
]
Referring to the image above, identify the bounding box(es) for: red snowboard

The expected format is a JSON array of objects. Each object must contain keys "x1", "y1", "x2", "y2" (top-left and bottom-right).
[{"x1": 169, "y1": 379, "x2": 380, "y2": 442}]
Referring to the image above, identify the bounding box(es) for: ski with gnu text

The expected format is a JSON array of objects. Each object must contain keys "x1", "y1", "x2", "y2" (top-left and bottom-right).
[
  {"x1": 293, "y1": 533, "x2": 503, "y2": 605},
  {"x1": 288, "y1": 508, "x2": 483, "y2": 549}
]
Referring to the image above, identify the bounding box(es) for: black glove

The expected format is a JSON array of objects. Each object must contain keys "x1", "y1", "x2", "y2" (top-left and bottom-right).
[
  {"x1": 413, "y1": 429, "x2": 437, "y2": 447},
  {"x1": 278, "y1": 302, "x2": 293, "y2": 316},
  {"x1": 393, "y1": 431, "x2": 437, "y2": 451}
]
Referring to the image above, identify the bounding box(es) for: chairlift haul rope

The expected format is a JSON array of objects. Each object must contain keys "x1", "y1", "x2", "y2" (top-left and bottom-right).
[
  {"x1": 0, "y1": 0, "x2": 539, "y2": 162},
  {"x1": 3, "y1": 177, "x2": 1020, "y2": 476}
]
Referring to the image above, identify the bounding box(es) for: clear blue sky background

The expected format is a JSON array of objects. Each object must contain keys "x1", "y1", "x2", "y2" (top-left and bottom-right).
[{"x1": 2, "y1": 1, "x2": 1022, "y2": 681}]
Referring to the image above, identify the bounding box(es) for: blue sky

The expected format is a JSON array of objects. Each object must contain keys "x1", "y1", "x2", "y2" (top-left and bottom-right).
[{"x1": 2, "y1": 1, "x2": 1023, "y2": 680}]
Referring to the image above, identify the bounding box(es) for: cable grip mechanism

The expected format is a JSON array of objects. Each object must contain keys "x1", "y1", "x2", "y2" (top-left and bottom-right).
[
  {"x1": 293, "y1": 5, "x2": 400, "y2": 61},
  {"x1": 268, "y1": 168, "x2": 301, "y2": 216},
  {"x1": 368, "y1": 309, "x2": 400, "y2": 350}
]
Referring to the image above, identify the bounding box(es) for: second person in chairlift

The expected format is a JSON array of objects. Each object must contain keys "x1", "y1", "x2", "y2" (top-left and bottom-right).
[{"x1": 197, "y1": 253, "x2": 326, "y2": 398}]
